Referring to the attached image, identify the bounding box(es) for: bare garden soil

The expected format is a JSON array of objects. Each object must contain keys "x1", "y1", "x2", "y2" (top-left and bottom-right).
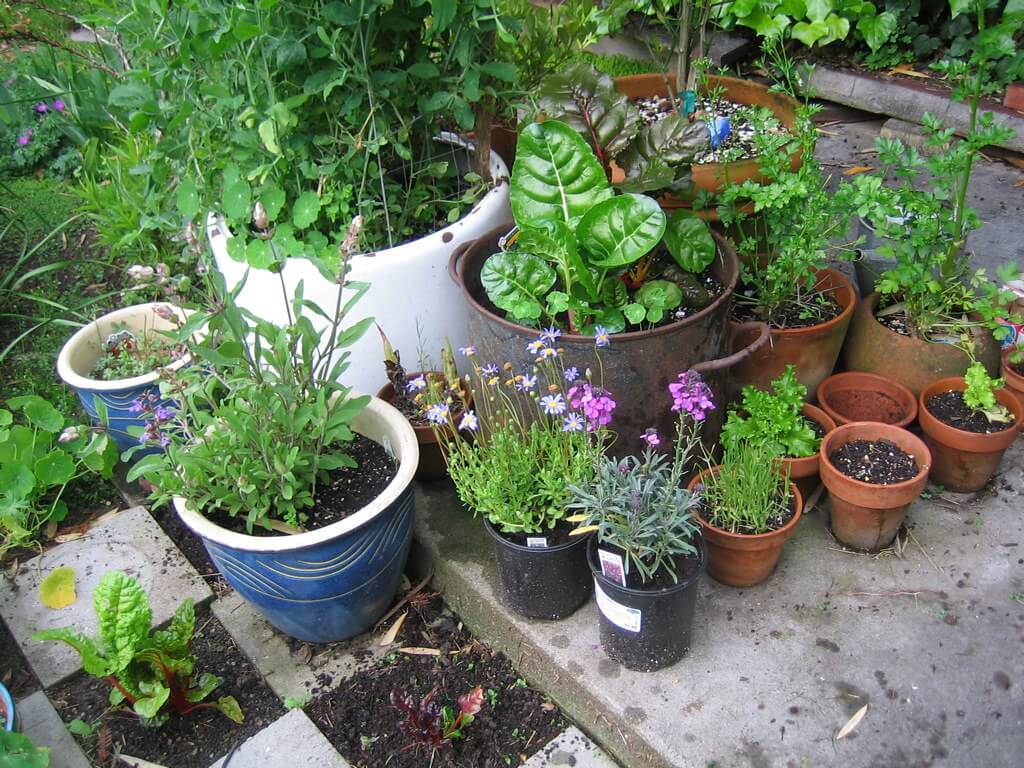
[
  {"x1": 307, "y1": 595, "x2": 566, "y2": 768},
  {"x1": 925, "y1": 390, "x2": 1016, "y2": 434},
  {"x1": 733, "y1": 287, "x2": 842, "y2": 329},
  {"x1": 0, "y1": 615, "x2": 39, "y2": 699},
  {"x1": 829, "y1": 438, "x2": 920, "y2": 484}
]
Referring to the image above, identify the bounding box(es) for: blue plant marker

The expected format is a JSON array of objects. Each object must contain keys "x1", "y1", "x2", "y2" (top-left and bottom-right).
[
  {"x1": 680, "y1": 89, "x2": 697, "y2": 116},
  {"x1": 708, "y1": 116, "x2": 732, "y2": 149}
]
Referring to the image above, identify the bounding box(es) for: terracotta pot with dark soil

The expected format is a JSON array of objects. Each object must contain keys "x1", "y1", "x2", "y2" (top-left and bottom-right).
[
  {"x1": 917, "y1": 377, "x2": 1022, "y2": 493},
  {"x1": 819, "y1": 423, "x2": 931, "y2": 551},
  {"x1": 687, "y1": 468, "x2": 803, "y2": 587},
  {"x1": 730, "y1": 268, "x2": 857, "y2": 398},
  {"x1": 783, "y1": 404, "x2": 836, "y2": 501},
  {"x1": 1000, "y1": 349, "x2": 1024, "y2": 411},
  {"x1": 841, "y1": 293, "x2": 1001, "y2": 396},
  {"x1": 817, "y1": 371, "x2": 917, "y2": 428}
]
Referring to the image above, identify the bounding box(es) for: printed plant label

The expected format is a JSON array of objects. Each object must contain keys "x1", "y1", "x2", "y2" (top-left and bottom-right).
[
  {"x1": 526, "y1": 537, "x2": 548, "y2": 548},
  {"x1": 594, "y1": 583, "x2": 641, "y2": 633},
  {"x1": 598, "y1": 548, "x2": 626, "y2": 586}
]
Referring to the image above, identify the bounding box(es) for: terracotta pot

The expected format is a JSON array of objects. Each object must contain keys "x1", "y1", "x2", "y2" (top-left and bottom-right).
[
  {"x1": 782, "y1": 404, "x2": 836, "y2": 502},
  {"x1": 687, "y1": 468, "x2": 803, "y2": 587},
  {"x1": 377, "y1": 372, "x2": 471, "y2": 481},
  {"x1": 1000, "y1": 349, "x2": 1024, "y2": 412},
  {"x1": 612, "y1": 74, "x2": 801, "y2": 210},
  {"x1": 841, "y1": 293, "x2": 1001, "y2": 396},
  {"x1": 819, "y1": 422, "x2": 931, "y2": 552},
  {"x1": 730, "y1": 269, "x2": 857, "y2": 399},
  {"x1": 817, "y1": 371, "x2": 917, "y2": 428},
  {"x1": 917, "y1": 377, "x2": 1023, "y2": 493}
]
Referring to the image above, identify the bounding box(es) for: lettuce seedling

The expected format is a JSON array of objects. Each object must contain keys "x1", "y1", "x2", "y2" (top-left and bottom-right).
[{"x1": 34, "y1": 571, "x2": 242, "y2": 726}]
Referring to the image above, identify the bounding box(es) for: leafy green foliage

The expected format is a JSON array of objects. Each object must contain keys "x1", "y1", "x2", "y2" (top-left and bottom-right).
[
  {"x1": 963, "y1": 361, "x2": 1013, "y2": 422},
  {"x1": 480, "y1": 251, "x2": 556, "y2": 322},
  {"x1": 722, "y1": 366, "x2": 818, "y2": 458},
  {"x1": 699, "y1": 440, "x2": 793, "y2": 535},
  {"x1": 718, "y1": 0, "x2": 895, "y2": 51},
  {"x1": 91, "y1": 325, "x2": 185, "y2": 381},
  {"x1": 664, "y1": 209, "x2": 716, "y2": 273},
  {"x1": 0, "y1": 730, "x2": 49, "y2": 768},
  {"x1": 0, "y1": 396, "x2": 117, "y2": 556},
  {"x1": 33, "y1": 571, "x2": 242, "y2": 726},
  {"x1": 390, "y1": 685, "x2": 484, "y2": 752}
]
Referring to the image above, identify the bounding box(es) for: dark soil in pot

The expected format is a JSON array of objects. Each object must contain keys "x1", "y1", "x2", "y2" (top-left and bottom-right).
[
  {"x1": 593, "y1": 541, "x2": 701, "y2": 590},
  {"x1": 212, "y1": 435, "x2": 397, "y2": 536},
  {"x1": 698, "y1": 495, "x2": 798, "y2": 537},
  {"x1": 0, "y1": 617, "x2": 39, "y2": 699},
  {"x1": 50, "y1": 608, "x2": 284, "y2": 767},
  {"x1": 828, "y1": 439, "x2": 920, "y2": 484},
  {"x1": 733, "y1": 288, "x2": 842, "y2": 329},
  {"x1": 925, "y1": 391, "x2": 1016, "y2": 434},
  {"x1": 828, "y1": 389, "x2": 906, "y2": 424},
  {"x1": 307, "y1": 595, "x2": 566, "y2": 767}
]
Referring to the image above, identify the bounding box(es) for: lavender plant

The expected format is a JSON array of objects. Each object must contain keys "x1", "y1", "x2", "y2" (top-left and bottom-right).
[
  {"x1": 427, "y1": 330, "x2": 614, "y2": 534},
  {"x1": 565, "y1": 370, "x2": 713, "y2": 584}
]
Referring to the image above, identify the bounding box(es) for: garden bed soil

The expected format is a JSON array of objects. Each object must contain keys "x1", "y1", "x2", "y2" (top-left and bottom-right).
[
  {"x1": 148, "y1": 503, "x2": 220, "y2": 578},
  {"x1": 214, "y1": 435, "x2": 397, "y2": 537},
  {"x1": 733, "y1": 288, "x2": 842, "y2": 329},
  {"x1": 829, "y1": 438, "x2": 920, "y2": 484},
  {"x1": 1, "y1": 615, "x2": 40, "y2": 699},
  {"x1": 307, "y1": 595, "x2": 566, "y2": 768},
  {"x1": 925, "y1": 390, "x2": 1016, "y2": 434},
  {"x1": 49, "y1": 608, "x2": 284, "y2": 768}
]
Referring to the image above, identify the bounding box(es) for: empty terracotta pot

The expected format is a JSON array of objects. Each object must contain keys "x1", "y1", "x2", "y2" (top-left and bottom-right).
[
  {"x1": 917, "y1": 377, "x2": 1023, "y2": 493},
  {"x1": 1000, "y1": 349, "x2": 1024, "y2": 412},
  {"x1": 819, "y1": 423, "x2": 931, "y2": 552},
  {"x1": 687, "y1": 468, "x2": 803, "y2": 587},
  {"x1": 730, "y1": 269, "x2": 857, "y2": 399},
  {"x1": 817, "y1": 371, "x2": 917, "y2": 428},
  {"x1": 781, "y1": 404, "x2": 836, "y2": 502}
]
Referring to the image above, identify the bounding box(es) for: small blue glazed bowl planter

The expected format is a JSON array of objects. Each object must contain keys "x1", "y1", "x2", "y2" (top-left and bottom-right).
[
  {"x1": 56, "y1": 303, "x2": 192, "y2": 454},
  {"x1": 174, "y1": 395, "x2": 420, "y2": 643},
  {"x1": 1, "y1": 681, "x2": 15, "y2": 732}
]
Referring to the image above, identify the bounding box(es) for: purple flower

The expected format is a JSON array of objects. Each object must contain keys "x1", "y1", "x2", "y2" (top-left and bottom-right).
[
  {"x1": 16, "y1": 134, "x2": 30, "y2": 146},
  {"x1": 35, "y1": 102, "x2": 47, "y2": 113},
  {"x1": 53, "y1": 99, "x2": 65, "y2": 112},
  {"x1": 593, "y1": 326, "x2": 610, "y2": 348},
  {"x1": 153, "y1": 405, "x2": 175, "y2": 422},
  {"x1": 129, "y1": 398, "x2": 146, "y2": 415},
  {"x1": 540, "y1": 393, "x2": 567, "y2": 416},
  {"x1": 481, "y1": 363, "x2": 499, "y2": 377},
  {"x1": 425, "y1": 403, "x2": 449, "y2": 424},
  {"x1": 562, "y1": 413, "x2": 584, "y2": 432},
  {"x1": 159, "y1": 434, "x2": 171, "y2": 448},
  {"x1": 458, "y1": 410, "x2": 479, "y2": 432},
  {"x1": 567, "y1": 382, "x2": 617, "y2": 430},
  {"x1": 563, "y1": 366, "x2": 579, "y2": 382},
  {"x1": 516, "y1": 374, "x2": 537, "y2": 391},
  {"x1": 641, "y1": 428, "x2": 661, "y2": 448},
  {"x1": 526, "y1": 339, "x2": 545, "y2": 355},
  {"x1": 458, "y1": 345, "x2": 476, "y2": 357},
  {"x1": 669, "y1": 370, "x2": 715, "y2": 422},
  {"x1": 539, "y1": 346, "x2": 558, "y2": 359},
  {"x1": 406, "y1": 375, "x2": 427, "y2": 393},
  {"x1": 540, "y1": 327, "x2": 561, "y2": 343}
]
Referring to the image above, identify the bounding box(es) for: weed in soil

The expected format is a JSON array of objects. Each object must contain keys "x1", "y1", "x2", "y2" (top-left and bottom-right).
[
  {"x1": 926, "y1": 390, "x2": 1016, "y2": 434},
  {"x1": 829, "y1": 439, "x2": 920, "y2": 484},
  {"x1": 50, "y1": 608, "x2": 284, "y2": 767},
  {"x1": 307, "y1": 596, "x2": 566, "y2": 767}
]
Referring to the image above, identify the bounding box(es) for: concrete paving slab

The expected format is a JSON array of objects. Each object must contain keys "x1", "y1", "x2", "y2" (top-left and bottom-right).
[
  {"x1": 411, "y1": 442, "x2": 1024, "y2": 768},
  {"x1": 17, "y1": 690, "x2": 91, "y2": 768},
  {"x1": 209, "y1": 708, "x2": 349, "y2": 768},
  {"x1": 523, "y1": 725, "x2": 619, "y2": 768},
  {"x1": 211, "y1": 591, "x2": 386, "y2": 701},
  {"x1": 0, "y1": 506, "x2": 212, "y2": 688}
]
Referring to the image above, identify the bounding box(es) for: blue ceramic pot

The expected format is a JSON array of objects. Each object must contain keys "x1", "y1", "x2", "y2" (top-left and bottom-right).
[
  {"x1": 174, "y1": 396, "x2": 419, "y2": 643},
  {"x1": 57, "y1": 303, "x2": 192, "y2": 453},
  {"x1": 1, "y1": 681, "x2": 15, "y2": 732}
]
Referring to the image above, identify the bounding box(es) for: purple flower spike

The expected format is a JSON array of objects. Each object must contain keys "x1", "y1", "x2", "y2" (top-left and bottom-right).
[
  {"x1": 641, "y1": 428, "x2": 661, "y2": 448},
  {"x1": 567, "y1": 382, "x2": 617, "y2": 430},
  {"x1": 128, "y1": 398, "x2": 146, "y2": 415},
  {"x1": 669, "y1": 370, "x2": 715, "y2": 422},
  {"x1": 153, "y1": 405, "x2": 175, "y2": 422}
]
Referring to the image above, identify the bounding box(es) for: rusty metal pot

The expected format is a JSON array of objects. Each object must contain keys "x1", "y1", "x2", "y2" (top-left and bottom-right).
[{"x1": 449, "y1": 224, "x2": 769, "y2": 455}]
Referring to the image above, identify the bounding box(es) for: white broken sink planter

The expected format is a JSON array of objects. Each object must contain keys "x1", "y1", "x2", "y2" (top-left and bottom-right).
[{"x1": 206, "y1": 139, "x2": 510, "y2": 394}]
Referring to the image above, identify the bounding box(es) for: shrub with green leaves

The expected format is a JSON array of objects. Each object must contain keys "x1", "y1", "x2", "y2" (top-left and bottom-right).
[
  {"x1": 0, "y1": 396, "x2": 118, "y2": 556},
  {"x1": 34, "y1": 571, "x2": 242, "y2": 726},
  {"x1": 721, "y1": 365, "x2": 818, "y2": 458},
  {"x1": 0, "y1": 730, "x2": 49, "y2": 768}
]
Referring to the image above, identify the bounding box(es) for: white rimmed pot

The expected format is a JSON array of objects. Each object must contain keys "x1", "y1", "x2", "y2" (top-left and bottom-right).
[
  {"x1": 206, "y1": 139, "x2": 510, "y2": 394},
  {"x1": 56, "y1": 302, "x2": 192, "y2": 452},
  {"x1": 173, "y1": 394, "x2": 419, "y2": 643}
]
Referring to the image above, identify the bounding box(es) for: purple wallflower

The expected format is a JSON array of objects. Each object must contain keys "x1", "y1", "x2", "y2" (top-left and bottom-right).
[
  {"x1": 16, "y1": 134, "x2": 30, "y2": 146},
  {"x1": 52, "y1": 99, "x2": 65, "y2": 112},
  {"x1": 669, "y1": 370, "x2": 715, "y2": 421},
  {"x1": 567, "y1": 382, "x2": 616, "y2": 430},
  {"x1": 641, "y1": 428, "x2": 661, "y2": 448},
  {"x1": 35, "y1": 102, "x2": 47, "y2": 113}
]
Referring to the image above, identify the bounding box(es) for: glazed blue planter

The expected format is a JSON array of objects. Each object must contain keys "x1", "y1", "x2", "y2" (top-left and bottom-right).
[
  {"x1": 57, "y1": 303, "x2": 192, "y2": 453},
  {"x1": 1, "y1": 682, "x2": 14, "y2": 732},
  {"x1": 174, "y1": 396, "x2": 420, "y2": 643}
]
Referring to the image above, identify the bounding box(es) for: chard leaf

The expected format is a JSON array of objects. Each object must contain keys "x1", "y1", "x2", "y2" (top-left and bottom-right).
[
  {"x1": 663, "y1": 210, "x2": 716, "y2": 273},
  {"x1": 152, "y1": 598, "x2": 195, "y2": 658},
  {"x1": 576, "y1": 194, "x2": 666, "y2": 269},
  {"x1": 480, "y1": 252, "x2": 556, "y2": 321},
  {"x1": 617, "y1": 113, "x2": 709, "y2": 193},
  {"x1": 32, "y1": 628, "x2": 111, "y2": 677},
  {"x1": 94, "y1": 571, "x2": 151, "y2": 673}
]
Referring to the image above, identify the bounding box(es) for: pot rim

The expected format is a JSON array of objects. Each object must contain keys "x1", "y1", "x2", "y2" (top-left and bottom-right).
[
  {"x1": 1001, "y1": 348, "x2": 1024, "y2": 386},
  {"x1": 56, "y1": 302, "x2": 194, "y2": 392},
  {"x1": 816, "y1": 371, "x2": 918, "y2": 428},
  {"x1": 173, "y1": 394, "x2": 418, "y2": 552},
  {"x1": 918, "y1": 376, "x2": 1023, "y2": 447},
  {"x1": 375, "y1": 370, "x2": 472, "y2": 441},
  {"x1": 458, "y1": 227, "x2": 740, "y2": 343},
  {"x1": 688, "y1": 466, "x2": 804, "y2": 541},
  {"x1": 0, "y1": 681, "x2": 13, "y2": 732},
  {"x1": 586, "y1": 533, "x2": 706, "y2": 596},
  {"x1": 781, "y1": 404, "x2": 836, "y2": 471},
  {"x1": 818, "y1": 421, "x2": 931, "y2": 492},
  {"x1": 756, "y1": 268, "x2": 857, "y2": 338},
  {"x1": 483, "y1": 517, "x2": 590, "y2": 554}
]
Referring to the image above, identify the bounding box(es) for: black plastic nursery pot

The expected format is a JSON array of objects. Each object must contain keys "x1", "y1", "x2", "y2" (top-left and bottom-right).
[
  {"x1": 484, "y1": 519, "x2": 593, "y2": 620},
  {"x1": 587, "y1": 535, "x2": 706, "y2": 672}
]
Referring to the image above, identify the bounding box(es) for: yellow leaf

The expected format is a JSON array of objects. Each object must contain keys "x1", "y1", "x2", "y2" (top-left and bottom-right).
[
  {"x1": 843, "y1": 165, "x2": 875, "y2": 176},
  {"x1": 40, "y1": 567, "x2": 77, "y2": 609},
  {"x1": 1014, "y1": 179, "x2": 1024, "y2": 188},
  {"x1": 565, "y1": 514, "x2": 589, "y2": 523},
  {"x1": 890, "y1": 66, "x2": 931, "y2": 79},
  {"x1": 569, "y1": 525, "x2": 600, "y2": 536},
  {"x1": 398, "y1": 646, "x2": 441, "y2": 656},
  {"x1": 835, "y1": 704, "x2": 868, "y2": 740},
  {"x1": 379, "y1": 611, "x2": 407, "y2": 646}
]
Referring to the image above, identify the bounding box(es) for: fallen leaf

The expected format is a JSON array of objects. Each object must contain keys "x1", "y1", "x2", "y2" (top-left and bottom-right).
[
  {"x1": 39, "y1": 567, "x2": 77, "y2": 609},
  {"x1": 1007, "y1": 157, "x2": 1024, "y2": 170},
  {"x1": 541, "y1": 702, "x2": 556, "y2": 711},
  {"x1": 292, "y1": 644, "x2": 313, "y2": 664},
  {"x1": 44, "y1": 520, "x2": 58, "y2": 539},
  {"x1": 54, "y1": 532, "x2": 86, "y2": 544},
  {"x1": 1015, "y1": 179, "x2": 1024, "y2": 188},
  {"x1": 835, "y1": 704, "x2": 869, "y2": 740},
  {"x1": 379, "y1": 610, "x2": 407, "y2": 646},
  {"x1": 843, "y1": 165, "x2": 875, "y2": 176},
  {"x1": 890, "y1": 66, "x2": 931, "y2": 79},
  {"x1": 398, "y1": 646, "x2": 441, "y2": 656}
]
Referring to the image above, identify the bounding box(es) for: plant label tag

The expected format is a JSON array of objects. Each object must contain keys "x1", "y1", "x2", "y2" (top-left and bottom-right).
[
  {"x1": 598, "y1": 549, "x2": 626, "y2": 587},
  {"x1": 594, "y1": 583, "x2": 641, "y2": 633},
  {"x1": 526, "y1": 537, "x2": 547, "y2": 548}
]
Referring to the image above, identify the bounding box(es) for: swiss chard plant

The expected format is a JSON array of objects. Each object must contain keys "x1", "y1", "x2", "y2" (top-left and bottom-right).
[
  {"x1": 390, "y1": 685, "x2": 484, "y2": 753},
  {"x1": 721, "y1": 365, "x2": 819, "y2": 458},
  {"x1": 482, "y1": 118, "x2": 717, "y2": 333},
  {"x1": 34, "y1": 571, "x2": 243, "y2": 726}
]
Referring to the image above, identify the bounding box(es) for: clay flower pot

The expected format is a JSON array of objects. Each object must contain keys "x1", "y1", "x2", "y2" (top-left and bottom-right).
[
  {"x1": 841, "y1": 293, "x2": 1001, "y2": 396},
  {"x1": 819, "y1": 423, "x2": 931, "y2": 552},
  {"x1": 817, "y1": 371, "x2": 917, "y2": 428},
  {"x1": 687, "y1": 468, "x2": 803, "y2": 587},
  {"x1": 730, "y1": 268, "x2": 857, "y2": 398},
  {"x1": 917, "y1": 377, "x2": 1023, "y2": 493},
  {"x1": 1000, "y1": 349, "x2": 1024, "y2": 412},
  {"x1": 782, "y1": 404, "x2": 836, "y2": 501}
]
